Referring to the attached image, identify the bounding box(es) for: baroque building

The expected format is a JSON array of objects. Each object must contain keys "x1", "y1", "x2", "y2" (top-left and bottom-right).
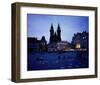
[
  {"x1": 71, "y1": 31, "x2": 88, "y2": 49},
  {"x1": 28, "y1": 36, "x2": 47, "y2": 52},
  {"x1": 40, "y1": 36, "x2": 48, "y2": 51}
]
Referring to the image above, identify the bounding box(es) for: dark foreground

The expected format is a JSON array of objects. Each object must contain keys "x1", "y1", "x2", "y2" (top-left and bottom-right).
[{"x1": 27, "y1": 51, "x2": 88, "y2": 71}]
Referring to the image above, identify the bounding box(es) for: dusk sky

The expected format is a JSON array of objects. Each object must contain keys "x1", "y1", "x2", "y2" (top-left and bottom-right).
[{"x1": 27, "y1": 14, "x2": 88, "y2": 43}]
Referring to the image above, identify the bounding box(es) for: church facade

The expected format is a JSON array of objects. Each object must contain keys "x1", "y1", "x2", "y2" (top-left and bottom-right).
[
  {"x1": 49, "y1": 24, "x2": 61, "y2": 44},
  {"x1": 48, "y1": 24, "x2": 70, "y2": 51}
]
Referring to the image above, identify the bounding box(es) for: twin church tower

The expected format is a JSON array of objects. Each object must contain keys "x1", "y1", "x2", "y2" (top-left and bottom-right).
[{"x1": 49, "y1": 24, "x2": 61, "y2": 43}]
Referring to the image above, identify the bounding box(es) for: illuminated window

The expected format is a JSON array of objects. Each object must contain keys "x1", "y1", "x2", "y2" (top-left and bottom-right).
[{"x1": 76, "y1": 43, "x2": 80, "y2": 49}]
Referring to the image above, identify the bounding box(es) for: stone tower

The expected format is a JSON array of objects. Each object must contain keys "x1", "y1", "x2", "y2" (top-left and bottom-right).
[
  {"x1": 57, "y1": 24, "x2": 61, "y2": 42},
  {"x1": 49, "y1": 24, "x2": 61, "y2": 43},
  {"x1": 50, "y1": 24, "x2": 54, "y2": 43}
]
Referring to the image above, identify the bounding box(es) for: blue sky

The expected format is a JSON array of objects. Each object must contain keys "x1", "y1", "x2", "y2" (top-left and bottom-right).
[{"x1": 27, "y1": 14, "x2": 88, "y2": 43}]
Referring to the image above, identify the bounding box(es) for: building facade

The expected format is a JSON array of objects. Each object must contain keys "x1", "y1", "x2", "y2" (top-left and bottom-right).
[
  {"x1": 28, "y1": 24, "x2": 88, "y2": 52},
  {"x1": 49, "y1": 24, "x2": 61, "y2": 43},
  {"x1": 28, "y1": 36, "x2": 47, "y2": 52},
  {"x1": 71, "y1": 31, "x2": 88, "y2": 49},
  {"x1": 48, "y1": 24, "x2": 71, "y2": 51}
]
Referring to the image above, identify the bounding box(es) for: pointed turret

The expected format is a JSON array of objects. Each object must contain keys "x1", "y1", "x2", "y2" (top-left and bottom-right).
[
  {"x1": 57, "y1": 24, "x2": 61, "y2": 31},
  {"x1": 50, "y1": 24, "x2": 54, "y2": 43},
  {"x1": 57, "y1": 24, "x2": 61, "y2": 42},
  {"x1": 50, "y1": 24, "x2": 54, "y2": 33}
]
